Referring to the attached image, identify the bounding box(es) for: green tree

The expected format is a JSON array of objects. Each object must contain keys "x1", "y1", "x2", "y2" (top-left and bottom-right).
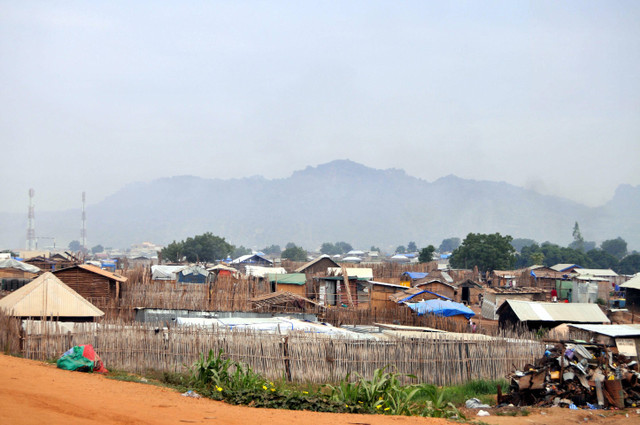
[
  {"x1": 320, "y1": 242, "x2": 341, "y2": 256},
  {"x1": 617, "y1": 254, "x2": 640, "y2": 275},
  {"x1": 438, "y1": 237, "x2": 461, "y2": 253},
  {"x1": 161, "y1": 241, "x2": 184, "y2": 262},
  {"x1": 281, "y1": 243, "x2": 307, "y2": 261},
  {"x1": 601, "y1": 237, "x2": 627, "y2": 260},
  {"x1": 530, "y1": 252, "x2": 545, "y2": 266},
  {"x1": 370, "y1": 246, "x2": 380, "y2": 253},
  {"x1": 587, "y1": 249, "x2": 619, "y2": 269},
  {"x1": 407, "y1": 241, "x2": 417, "y2": 253},
  {"x1": 395, "y1": 245, "x2": 406, "y2": 254},
  {"x1": 449, "y1": 233, "x2": 516, "y2": 273},
  {"x1": 91, "y1": 244, "x2": 104, "y2": 254},
  {"x1": 335, "y1": 241, "x2": 353, "y2": 254},
  {"x1": 68, "y1": 240, "x2": 82, "y2": 251},
  {"x1": 262, "y1": 244, "x2": 281, "y2": 255},
  {"x1": 232, "y1": 245, "x2": 252, "y2": 258},
  {"x1": 569, "y1": 221, "x2": 585, "y2": 252},
  {"x1": 418, "y1": 245, "x2": 436, "y2": 263},
  {"x1": 511, "y1": 238, "x2": 537, "y2": 253},
  {"x1": 162, "y1": 233, "x2": 233, "y2": 263}
]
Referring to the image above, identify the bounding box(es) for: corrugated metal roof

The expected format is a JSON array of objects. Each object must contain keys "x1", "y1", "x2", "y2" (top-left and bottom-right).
[
  {"x1": 55, "y1": 264, "x2": 128, "y2": 282},
  {"x1": 231, "y1": 254, "x2": 273, "y2": 265},
  {"x1": 574, "y1": 268, "x2": 618, "y2": 278},
  {"x1": 245, "y1": 266, "x2": 286, "y2": 278},
  {"x1": 621, "y1": 275, "x2": 640, "y2": 290},
  {"x1": 569, "y1": 324, "x2": 640, "y2": 338},
  {"x1": 327, "y1": 267, "x2": 374, "y2": 280},
  {"x1": 294, "y1": 255, "x2": 339, "y2": 273},
  {"x1": 0, "y1": 272, "x2": 104, "y2": 317},
  {"x1": 499, "y1": 300, "x2": 609, "y2": 323},
  {"x1": 551, "y1": 264, "x2": 581, "y2": 272},
  {"x1": 266, "y1": 273, "x2": 306, "y2": 285}
]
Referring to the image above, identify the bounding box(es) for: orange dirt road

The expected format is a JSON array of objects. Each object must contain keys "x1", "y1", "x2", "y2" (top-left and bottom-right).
[
  {"x1": 1, "y1": 354, "x2": 639, "y2": 425},
  {"x1": 0, "y1": 354, "x2": 449, "y2": 425}
]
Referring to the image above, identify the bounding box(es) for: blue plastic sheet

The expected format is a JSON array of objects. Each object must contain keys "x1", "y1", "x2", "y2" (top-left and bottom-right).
[{"x1": 406, "y1": 299, "x2": 475, "y2": 319}]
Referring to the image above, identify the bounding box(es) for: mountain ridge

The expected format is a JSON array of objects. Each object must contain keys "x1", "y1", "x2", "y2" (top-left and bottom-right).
[{"x1": 1, "y1": 160, "x2": 638, "y2": 251}]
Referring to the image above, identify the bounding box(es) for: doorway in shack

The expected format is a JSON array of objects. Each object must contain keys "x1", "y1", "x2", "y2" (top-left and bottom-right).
[{"x1": 462, "y1": 287, "x2": 470, "y2": 304}]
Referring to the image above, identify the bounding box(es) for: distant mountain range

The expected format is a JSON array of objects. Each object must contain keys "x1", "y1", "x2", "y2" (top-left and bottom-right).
[{"x1": 1, "y1": 160, "x2": 639, "y2": 251}]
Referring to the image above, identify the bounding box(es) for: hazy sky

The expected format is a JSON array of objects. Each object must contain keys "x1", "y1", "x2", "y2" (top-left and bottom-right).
[{"x1": 1, "y1": 1, "x2": 639, "y2": 213}]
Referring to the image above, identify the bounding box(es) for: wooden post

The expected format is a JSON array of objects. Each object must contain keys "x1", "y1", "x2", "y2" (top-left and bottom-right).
[
  {"x1": 341, "y1": 266, "x2": 354, "y2": 308},
  {"x1": 282, "y1": 336, "x2": 292, "y2": 381}
]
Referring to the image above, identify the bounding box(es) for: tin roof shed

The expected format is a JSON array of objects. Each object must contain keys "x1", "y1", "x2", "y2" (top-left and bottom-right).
[{"x1": 0, "y1": 272, "x2": 104, "y2": 318}]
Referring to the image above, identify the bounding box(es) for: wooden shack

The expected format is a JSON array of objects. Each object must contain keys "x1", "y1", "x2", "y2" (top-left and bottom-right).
[
  {"x1": 53, "y1": 264, "x2": 127, "y2": 305},
  {"x1": 266, "y1": 273, "x2": 307, "y2": 297},
  {"x1": 389, "y1": 287, "x2": 451, "y2": 304},
  {"x1": 481, "y1": 287, "x2": 546, "y2": 320},
  {"x1": 415, "y1": 278, "x2": 457, "y2": 300},
  {"x1": 456, "y1": 279, "x2": 484, "y2": 305},
  {"x1": 0, "y1": 258, "x2": 41, "y2": 279},
  {"x1": 0, "y1": 272, "x2": 104, "y2": 322},
  {"x1": 294, "y1": 255, "x2": 339, "y2": 275},
  {"x1": 367, "y1": 280, "x2": 411, "y2": 311}
]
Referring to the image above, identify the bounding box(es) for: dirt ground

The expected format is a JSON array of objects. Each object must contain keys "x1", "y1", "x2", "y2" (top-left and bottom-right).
[{"x1": 1, "y1": 354, "x2": 639, "y2": 425}]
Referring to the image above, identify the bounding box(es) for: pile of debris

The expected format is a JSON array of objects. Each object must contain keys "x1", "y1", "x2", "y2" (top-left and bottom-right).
[{"x1": 500, "y1": 342, "x2": 640, "y2": 409}]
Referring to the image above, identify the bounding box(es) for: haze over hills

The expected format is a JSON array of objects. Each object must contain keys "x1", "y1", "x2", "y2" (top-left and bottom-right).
[{"x1": 1, "y1": 160, "x2": 639, "y2": 252}]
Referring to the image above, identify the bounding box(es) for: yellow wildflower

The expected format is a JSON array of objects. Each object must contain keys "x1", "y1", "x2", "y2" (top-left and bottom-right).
[
  {"x1": 302, "y1": 391, "x2": 309, "y2": 394},
  {"x1": 384, "y1": 407, "x2": 390, "y2": 411},
  {"x1": 262, "y1": 385, "x2": 268, "y2": 390},
  {"x1": 376, "y1": 405, "x2": 382, "y2": 409},
  {"x1": 271, "y1": 388, "x2": 275, "y2": 392}
]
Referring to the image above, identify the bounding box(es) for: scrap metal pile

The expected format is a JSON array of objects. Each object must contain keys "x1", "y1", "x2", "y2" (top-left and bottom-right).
[{"x1": 500, "y1": 342, "x2": 640, "y2": 409}]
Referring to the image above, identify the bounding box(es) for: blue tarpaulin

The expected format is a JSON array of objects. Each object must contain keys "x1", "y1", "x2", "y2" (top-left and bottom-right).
[
  {"x1": 396, "y1": 290, "x2": 451, "y2": 304},
  {"x1": 401, "y1": 272, "x2": 428, "y2": 280},
  {"x1": 406, "y1": 299, "x2": 475, "y2": 319}
]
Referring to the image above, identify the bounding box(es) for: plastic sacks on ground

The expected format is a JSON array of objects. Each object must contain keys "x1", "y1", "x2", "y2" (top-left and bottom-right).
[{"x1": 57, "y1": 344, "x2": 107, "y2": 373}]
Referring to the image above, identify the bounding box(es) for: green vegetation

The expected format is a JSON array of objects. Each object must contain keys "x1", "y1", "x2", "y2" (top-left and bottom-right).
[
  {"x1": 618, "y1": 253, "x2": 640, "y2": 274},
  {"x1": 179, "y1": 349, "x2": 513, "y2": 418},
  {"x1": 510, "y1": 238, "x2": 537, "y2": 253},
  {"x1": 160, "y1": 232, "x2": 234, "y2": 262},
  {"x1": 601, "y1": 237, "x2": 628, "y2": 260},
  {"x1": 439, "y1": 237, "x2": 461, "y2": 253},
  {"x1": 495, "y1": 408, "x2": 530, "y2": 416},
  {"x1": 92, "y1": 350, "x2": 509, "y2": 420},
  {"x1": 320, "y1": 241, "x2": 353, "y2": 256},
  {"x1": 418, "y1": 245, "x2": 436, "y2": 263},
  {"x1": 450, "y1": 233, "x2": 516, "y2": 273},
  {"x1": 68, "y1": 240, "x2": 82, "y2": 251},
  {"x1": 261, "y1": 244, "x2": 281, "y2": 255},
  {"x1": 281, "y1": 242, "x2": 307, "y2": 261}
]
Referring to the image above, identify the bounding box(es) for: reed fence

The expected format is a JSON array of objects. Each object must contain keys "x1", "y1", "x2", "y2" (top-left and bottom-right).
[{"x1": 17, "y1": 319, "x2": 542, "y2": 386}]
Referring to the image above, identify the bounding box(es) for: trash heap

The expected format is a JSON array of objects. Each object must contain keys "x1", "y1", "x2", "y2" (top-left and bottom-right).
[{"x1": 500, "y1": 342, "x2": 640, "y2": 409}]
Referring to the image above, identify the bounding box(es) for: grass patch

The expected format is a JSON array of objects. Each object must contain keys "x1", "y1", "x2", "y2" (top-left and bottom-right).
[
  {"x1": 412, "y1": 379, "x2": 507, "y2": 407},
  {"x1": 105, "y1": 368, "x2": 188, "y2": 390},
  {"x1": 495, "y1": 408, "x2": 530, "y2": 416}
]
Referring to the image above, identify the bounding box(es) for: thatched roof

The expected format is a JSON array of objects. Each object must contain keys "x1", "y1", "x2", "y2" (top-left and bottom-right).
[{"x1": 250, "y1": 291, "x2": 323, "y2": 309}]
